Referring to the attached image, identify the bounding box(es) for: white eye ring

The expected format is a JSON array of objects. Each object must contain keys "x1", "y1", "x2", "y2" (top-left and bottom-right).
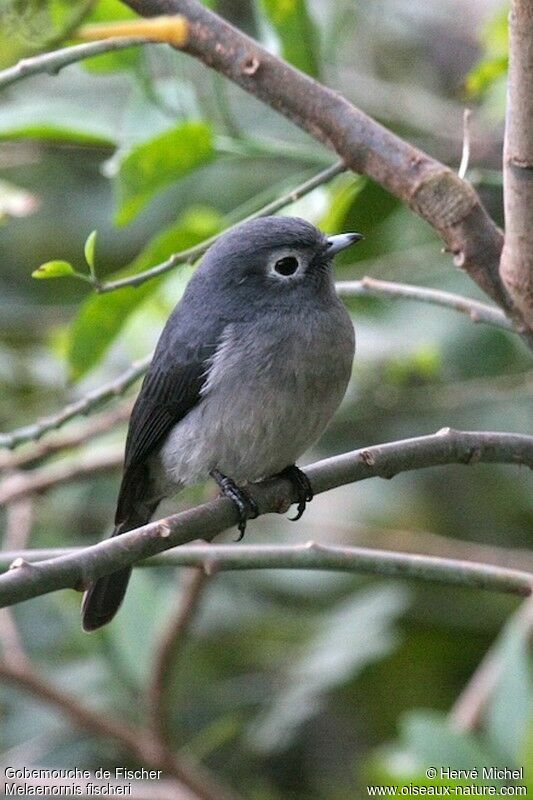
[{"x1": 268, "y1": 251, "x2": 303, "y2": 279}]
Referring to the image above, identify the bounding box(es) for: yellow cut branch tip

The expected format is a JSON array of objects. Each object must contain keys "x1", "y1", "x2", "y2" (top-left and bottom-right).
[{"x1": 78, "y1": 15, "x2": 189, "y2": 49}]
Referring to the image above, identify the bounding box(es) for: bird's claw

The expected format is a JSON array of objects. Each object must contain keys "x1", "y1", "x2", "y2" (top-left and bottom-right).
[
  {"x1": 278, "y1": 465, "x2": 314, "y2": 521},
  {"x1": 210, "y1": 470, "x2": 258, "y2": 540}
]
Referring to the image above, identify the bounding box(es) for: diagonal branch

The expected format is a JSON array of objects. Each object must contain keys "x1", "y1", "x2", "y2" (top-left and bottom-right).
[
  {"x1": 0, "y1": 401, "x2": 132, "y2": 472},
  {"x1": 0, "y1": 429, "x2": 531, "y2": 607},
  {"x1": 120, "y1": 0, "x2": 526, "y2": 336},
  {"x1": 499, "y1": 0, "x2": 533, "y2": 329},
  {"x1": 0, "y1": 38, "x2": 150, "y2": 90},
  {"x1": 0, "y1": 355, "x2": 150, "y2": 450},
  {"x1": 96, "y1": 161, "x2": 345, "y2": 292},
  {"x1": 0, "y1": 448, "x2": 122, "y2": 507}
]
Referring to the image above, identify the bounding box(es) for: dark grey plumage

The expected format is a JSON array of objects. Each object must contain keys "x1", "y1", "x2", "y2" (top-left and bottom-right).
[{"x1": 81, "y1": 216, "x2": 360, "y2": 631}]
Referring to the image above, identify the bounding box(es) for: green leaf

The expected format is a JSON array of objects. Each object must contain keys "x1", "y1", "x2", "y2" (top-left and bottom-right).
[
  {"x1": 260, "y1": 0, "x2": 321, "y2": 78},
  {"x1": 67, "y1": 206, "x2": 223, "y2": 379},
  {"x1": 84, "y1": 230, "x2": 97, "y2": 273},
  {"x1": 0, "y1": 0, "x2": 93, "y2": 68},
  {"x1": 320, "y1": 173, "x2": 366, "y2": 234},
  {"x1": 465, "y1": 9, "x2": 508, "y2": 97},
  {"x1": 114, "y1": 121, "x2": 215, "y2": 225},
  {"x1": 321, "y1": 175, "x2": 401, "y2": 266},
  {"x1": 0, "y1": 103, "x2": 117, "y2": 146},
  {"x1": 32, "y1": 260, "x2": 76, "y2": 279}
]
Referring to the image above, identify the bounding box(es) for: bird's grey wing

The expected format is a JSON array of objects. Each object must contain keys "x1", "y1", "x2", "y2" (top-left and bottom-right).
[{"x1": 115, "y1": 341, "x2": 216, "y2": 525}]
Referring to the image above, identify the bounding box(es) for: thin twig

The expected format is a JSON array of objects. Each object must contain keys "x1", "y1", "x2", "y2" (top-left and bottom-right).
[
  {"x1": 149, "y1": 569, "x2": 209, "y2": 745},
  {"x1": 449, "y1": 594, "x2": 533, "y2": 732},
  {"x1": 0, "y1": 660, "x2": 242, "y2": 800},
  {"x1": 0, "y1": 429, "x2": 531, "y2": 607},
  {"x1": 0, "y1": 355, "x2": 150, "y2": 450},
  {"x1": 0, "y1": 448, "x2": 123, "y2": 507},
  {"x1": 0, "y1": 38, "x2": 150, "y2": 91},
  {"x1": 7, "y1": 531, "x2": 533, "y2": 578},
  {"x1": 96, "y1": 161, "x2": 346, "y2": 292},
  {"x1": 0, "y1": 401, "x2": 132, "y2": 472},
  {"x1": 337, "y1": 277, "x2": 513, "y2": 331},
  {"x1": 458, "y1": 108, "x2": 472, "y2": 180}
]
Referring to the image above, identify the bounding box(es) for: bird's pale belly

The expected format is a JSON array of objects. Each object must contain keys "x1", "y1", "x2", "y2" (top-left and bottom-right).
[{"x1": 157, "y1": 311, "x2": 354, "y2": 489}]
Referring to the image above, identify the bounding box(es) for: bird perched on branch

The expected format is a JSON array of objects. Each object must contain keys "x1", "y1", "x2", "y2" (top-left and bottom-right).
[{"x1": 81, "y1": 216, "x2": 361, "y2": 631}]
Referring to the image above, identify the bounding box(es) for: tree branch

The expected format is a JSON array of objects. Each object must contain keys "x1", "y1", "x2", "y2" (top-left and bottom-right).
[
  {"x1": 0, "y1": 402, "x2": 131, "y2": 473},
  {"x1": 0, "y1": 430, "x2": 531, "y2": 607},
  {"x1": 0, "y1": 38, "x2": 150, "y2": 90},
  {"x1": 0, "y1": 540, "x2": 531, "y2": 599},
  {"x1": 0, "y1": 355, "x2": 150, "y2": 450},
  {"x1": 338, "y1": 278, "x2": 513, "y2": 331},
  {"x1": 0, "y1": 449, "x2": 122, "y2": 507},
  {"x1": 120, "y1": 0, "x2": 528, "y2": 336},
  {"x1": 0, "y1": 14, "x2": 192, "y2": 91},
  {"x1": 499, "y1": 0, "x2": 533, "y2": 329},
  {"x1": 96, "y1": 161, "x2": 345, "y2": 293}
]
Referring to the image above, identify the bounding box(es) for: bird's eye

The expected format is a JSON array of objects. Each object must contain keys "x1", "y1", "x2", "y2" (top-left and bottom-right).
[{"x1": 273, "y1": 256, "x2": 299, "y2": 276}]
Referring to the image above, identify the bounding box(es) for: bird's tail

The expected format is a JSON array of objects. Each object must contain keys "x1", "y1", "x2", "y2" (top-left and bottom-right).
[{"x1": 81, "y1": 508, "x2": 154, "y2": 632}]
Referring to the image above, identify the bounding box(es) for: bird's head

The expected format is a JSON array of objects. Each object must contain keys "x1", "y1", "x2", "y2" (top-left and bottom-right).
[{"x1": 196, "y1": 216, "x2": 362, "y2": 305}]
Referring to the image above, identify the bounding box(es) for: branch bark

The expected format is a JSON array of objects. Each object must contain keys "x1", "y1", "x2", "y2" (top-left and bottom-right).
[
  {"x1": 96, "y1": 161, "x2": 345, "y2": 292},
  {"x1": 120, "y1": 0, "x2": 526, "y2": 335},
  {"x1": 340, "y1": 278, "x2": 512, "y2": 330},
  {"x1": 0, "y1": 401, "x2": 131, "y2": 472},
  {"x1": 500, "y1": 0, "x2": 533, "y2": 329},
  {"x1": 0, "y1": 38, "x2": 150, "y2": 90},
  {"x1": 0, "y1": 429, "x2": 531, "y2": 607},
  {"x1": 0, "y1": 449, "x2": 122, "y2": 507},
  {"x1": 1, "y1": 541, "x2": 531, "y2": 599},
  {"x1": 0, "y1": 355, "x2": 150, "y2": 450}
]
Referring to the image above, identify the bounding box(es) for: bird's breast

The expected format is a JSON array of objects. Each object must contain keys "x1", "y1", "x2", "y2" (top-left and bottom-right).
[{"x1": 159, "y1": 303, "x2": 355, "y2": 486}]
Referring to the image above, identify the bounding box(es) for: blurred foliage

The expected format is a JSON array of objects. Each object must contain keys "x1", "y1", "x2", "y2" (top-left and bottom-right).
[
  {"x1": 0, "y1": 0, "x2": 532, "y2": 798},
  {"x1": 68, "y1": 206, "x2": 222, "y2": 377},
  {"x1": 0, "y1": 0, "x2": 95, "y2": 68},
  {"x1": 465, "y1": 6, "x2": 508, "y2": 118},
  {"x1": 260, "y1": 0, "x2": 321, "y2": 78},
  {"x1": 114, "y1": 120, "x2": 215, "y2": 224}
]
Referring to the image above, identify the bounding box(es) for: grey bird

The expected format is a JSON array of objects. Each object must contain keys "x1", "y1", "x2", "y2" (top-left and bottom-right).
[{"x1": 81, "y1": 216, "x2": 361, "y2": 631}]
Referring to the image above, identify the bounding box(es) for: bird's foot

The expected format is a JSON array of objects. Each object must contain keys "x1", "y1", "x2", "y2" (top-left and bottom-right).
[
  {"x1": 276, "y1": 465, "x2": 314, "y2": 521},
  {"x1": 210, "y1": 469, "x2": 259, "y2": 541}
]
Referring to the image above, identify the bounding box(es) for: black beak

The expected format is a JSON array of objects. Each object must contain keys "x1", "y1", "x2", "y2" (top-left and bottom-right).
[{"x1": 326, "y1": 232, "x2": 364, "y2": 255}]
